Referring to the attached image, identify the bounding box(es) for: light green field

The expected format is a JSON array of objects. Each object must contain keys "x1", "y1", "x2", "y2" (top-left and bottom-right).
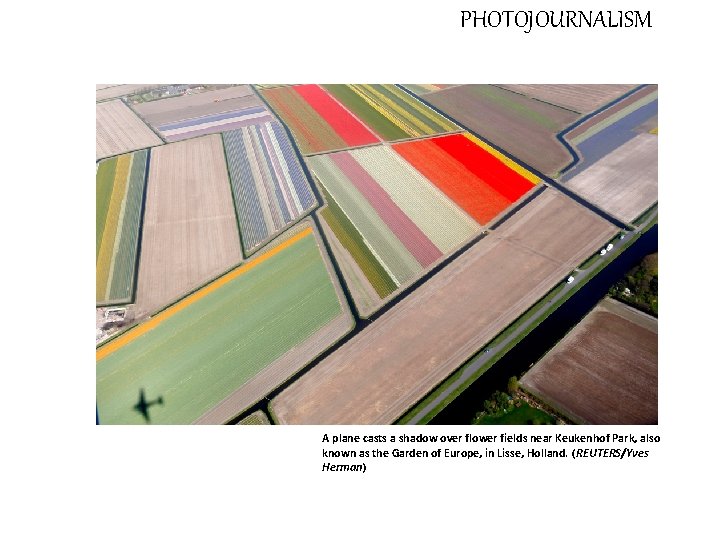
[{"x1": 96, "y1": 232, "x2": 343, "y2": 424}]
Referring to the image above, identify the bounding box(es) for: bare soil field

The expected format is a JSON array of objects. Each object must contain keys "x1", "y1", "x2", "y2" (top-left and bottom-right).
[
  {"x1": 564, "y1": 133, "x2": 657, "y2": 222},
  {"x1": 520, "y1": 298, "x2": 657, "y2": 424},
  {"x1": 131, "y1": 85, "x2": 264, "y2": 126},
  {"x1": 96, "y1": 100, "x2": 163, "y2": 160},
  {"x1": 96, "y1": 84, "x2": 164, "y2": 102},
  {"x1": 132, "y1": 135, "x2": 242, "y2": 319},
  {"x1": 271, "y1": 190, "x2": 616, "y2": 424},
  {"x1": 424, "y1": 85, "x2": 578, "y2": 176},
  {"x1": 498, "y1": 84, "x2": 638, "y2": 114}
]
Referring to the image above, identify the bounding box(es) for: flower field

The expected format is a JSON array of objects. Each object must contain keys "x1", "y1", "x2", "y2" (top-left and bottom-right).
[
  {"x1": 393, "y1": 133, "x2": 541, "y2": 224},
  {"x1": 310, "y1": 145, "x2": 480, "y2": 315},
  {"x1": 157, "y1": 105, "x2": 273, "y2": 142},
  {"x1": 322, "y1": 84, "x2": 459, "y2": 141},
  {"x1": 222, "y1": 121, "x2": 317, "y2": 254},
  {"x1": 260, "y1": 85, "x2": 380, "y2": 154},
  {"x1": 96, "y1": 149, "x2": 148, "y2": 305}
]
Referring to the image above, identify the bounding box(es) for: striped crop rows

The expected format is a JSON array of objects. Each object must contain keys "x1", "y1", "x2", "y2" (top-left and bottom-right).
[
  {"x1": 394, "y1": 133, "x2": 540, "y2": 224},
  {"x1": 260, "y1": 85, "x2": 379, "y2": 154},
  {"x1": 158, "y1": 105, "x2": 274, "y2": 142},
  {"x1": 223, "y1": 121, "x2": 317, "y2": 253},
  {"x1": 96, "y1": 149, "x2": 148, "y2": 305},
  {"x1": 322, "y1": 84, "x2": 459, "y2": 141},
  {"x1": 310, "y1": 146, "x2": 481, "y2": 309}
]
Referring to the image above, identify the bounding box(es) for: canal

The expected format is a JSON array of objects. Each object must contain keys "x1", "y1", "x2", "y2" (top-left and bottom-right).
[{"x1": 431, "y1": 224, "x2": 658, "y2": 424}]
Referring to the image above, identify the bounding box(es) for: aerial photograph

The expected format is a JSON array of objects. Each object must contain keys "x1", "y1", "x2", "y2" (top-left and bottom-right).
[{"x1": 95, "y1": 83, "x2": 658, "y2": 425}]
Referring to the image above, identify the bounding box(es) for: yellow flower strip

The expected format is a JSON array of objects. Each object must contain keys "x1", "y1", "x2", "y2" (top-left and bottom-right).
[
  {"x1": 96, "y1": 226, "x2": 313, "y2": 362},
  {"x1": 385, "y1": 84, "x2": 457, "y2": 132},
  {"x1": 349, "y1": 84, "x2": 419, "y2": 137},
  {"x1": 96, "y1": 154, "x2": 131, "y2": 301},
  {"x1": 363, "y1": 85, "x2": 435, "y2": 136},
  {"x1": 464, "y1": 133, "x2": 542, "y2": 185}
]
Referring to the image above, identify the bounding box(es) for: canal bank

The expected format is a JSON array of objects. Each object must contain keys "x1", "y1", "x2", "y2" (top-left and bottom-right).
[
  {"x1": 431, "y1": 223, "x2": 657, "y2": 424},
  {"x1": 396, "y1": 215, "x2": 657, "y2": 425}
]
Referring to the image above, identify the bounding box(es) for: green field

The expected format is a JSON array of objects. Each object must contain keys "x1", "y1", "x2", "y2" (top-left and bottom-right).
[
  {"x1": 96, "y1": 231, "x2": 344, "y2": 424},
  {"x1": 320, "y1": 186, "x2": 397, "y2": 298},
  {"x1": 96, "y1": 149, "x2": 148, "y2": 304},
  {"x1": 96, "y1": 158, "x2": 117, "y2": 257}
]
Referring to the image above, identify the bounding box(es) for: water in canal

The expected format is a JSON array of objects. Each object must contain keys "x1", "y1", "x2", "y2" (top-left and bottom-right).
[{"x1": 431, "y1": 224, "x2": 658, "y2": 425}]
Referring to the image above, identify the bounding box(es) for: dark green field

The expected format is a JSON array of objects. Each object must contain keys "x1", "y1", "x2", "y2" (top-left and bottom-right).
[
  {"x1": 473, "y1": 401, "x2": 556, "y2": 425},
  {"x1": 320, "y1": 187, "x2": 397, "y2": 298}
]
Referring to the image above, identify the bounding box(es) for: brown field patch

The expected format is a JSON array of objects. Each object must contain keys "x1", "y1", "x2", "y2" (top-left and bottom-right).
[
  {"x1": 132, "y1": 135, "x2": 242, "y2": 319},
  {"x1": 564, "y1": 134, "x2": 657, "y2": 222},
  {"x1": 270, "y1": 190, "x2": 616, "y2": 424},
  {"x1": 96, "y1": 99, "x2": 163, "y2": 160},
  {"x1": 96, "y1": 84, "x2": 164, "y2": 102},
  {"x1": 520, "y1": 298, "x2": 657, "y2": 424},
  {"x1": 131, "y1": 85, "x2": 263, "y2": 126},
  {"x1": 424, "y1": 85, "x2": 578, "y2": 176},
  {"x1": 498, "y1": 84, "x2": 639, "y2": 114}
]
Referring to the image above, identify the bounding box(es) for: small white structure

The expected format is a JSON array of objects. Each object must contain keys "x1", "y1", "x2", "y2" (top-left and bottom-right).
[
  {"x1": 600, "y1": 249, "x2": 607, "y2": 256},
  {"x1": 606, "y1": 243, "x2": 614, "y2": 251},
  {"x1": 567, "y1": 275, "x2": 575, "y2": 283}
]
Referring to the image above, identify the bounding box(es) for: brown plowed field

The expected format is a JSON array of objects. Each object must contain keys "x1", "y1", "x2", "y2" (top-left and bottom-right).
[
  {"x1": 96, "y1": 99, "x2": 163, "y2": 160},
  {"x1": 520, "y1": 299, "x2": 657, "y2": 424},
  {"x1": 424, "y1": 85, "x2": 578, "y2": 176},
  {"x1": 498, "y1": 84, "x2": 638, "y2": 114},
  {"x1": 131, "y1": 85, "x2": 263, "y2": 126},
  {"x1": 132, "y1": 135, "x2": 242, "y2": 319},
  {"x1": 565, "y1": 134, "x2": 658, "y2": 222},
  {"x1": 271, "y1": 190, "x2": 616, "y2": 424}
]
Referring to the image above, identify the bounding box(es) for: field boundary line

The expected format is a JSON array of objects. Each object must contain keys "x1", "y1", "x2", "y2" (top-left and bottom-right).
[
  {"x1": 555, "y1": 84, "x2": 649, "y2": 176},
  {"x1": 96, "y1": 226, "x2": 312, "y2": 362}
]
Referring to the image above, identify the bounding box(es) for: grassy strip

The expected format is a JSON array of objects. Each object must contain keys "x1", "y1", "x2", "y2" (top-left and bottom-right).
[
  {"x1": 577, "y1": 231, "x2": 625, "y2": 270},
  {"x1": 96, "y1": 158, "x2": 118, "y2": 258},
  {"x1": 397, "y1": 222, "x2": 655, "y2": 425},
  {"x1": 320, "y1": 186, "x2": 397, "y2": 298},
  {"x1": 632, "y1": 203, "x2": 658, "y2": 226},
  {"x1": 323, "y1": 84, "x2": 409, "y2": 141}
]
